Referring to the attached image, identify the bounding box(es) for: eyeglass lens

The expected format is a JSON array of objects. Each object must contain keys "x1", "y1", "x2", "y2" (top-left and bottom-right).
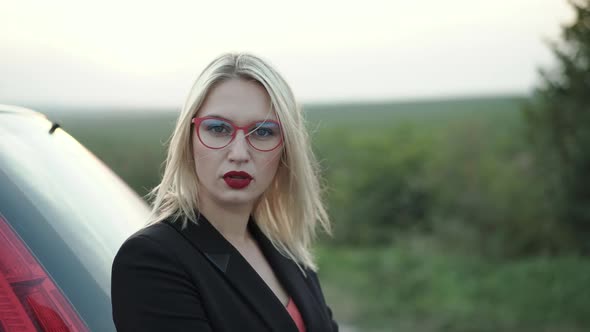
[{"x1": 198, "y1": 118, "x2": 282, "y2": 150}]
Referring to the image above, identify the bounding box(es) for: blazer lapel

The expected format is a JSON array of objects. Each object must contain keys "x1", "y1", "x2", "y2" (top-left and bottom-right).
[
  {"x1": 249, "y1": 220, "x2": 332, "y2": 332},
  {"x1": 163, "y1": 214, "x2": 298, "y2": 332}
]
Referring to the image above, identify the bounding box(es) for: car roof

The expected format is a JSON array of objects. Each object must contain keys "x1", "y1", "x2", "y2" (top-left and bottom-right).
[{"x1": 0, "y1": 104, "x2": 47, "y2": 118}]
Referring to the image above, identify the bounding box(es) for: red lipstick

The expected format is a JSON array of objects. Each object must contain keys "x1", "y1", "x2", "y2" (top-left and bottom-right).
[{"x1": 223, "y1": 171, "x2": 253, "y2": 189}]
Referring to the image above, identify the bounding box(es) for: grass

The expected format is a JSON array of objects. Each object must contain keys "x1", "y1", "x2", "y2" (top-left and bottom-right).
[{"x1": 316, "y1": 244, "x2": 590, "y2": 332}]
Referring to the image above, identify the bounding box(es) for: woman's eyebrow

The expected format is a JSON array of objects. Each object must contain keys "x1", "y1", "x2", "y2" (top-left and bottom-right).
[
  {"x1": 206, "y1": 114, "x2": 277, "y2": 124},
  {"x1": 204, "y1": 114, "x2": 231, "y2": 121}
]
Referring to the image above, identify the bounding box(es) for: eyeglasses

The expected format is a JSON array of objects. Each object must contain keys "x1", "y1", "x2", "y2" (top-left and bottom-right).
[{"x1": 191, "y1": 116, "x2": 283, "y2": 151}]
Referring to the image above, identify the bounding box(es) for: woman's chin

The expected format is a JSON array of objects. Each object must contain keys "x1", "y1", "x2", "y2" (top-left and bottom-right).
[{"x1": 216, "y1": 191, "x2": 260, "y2": 207}]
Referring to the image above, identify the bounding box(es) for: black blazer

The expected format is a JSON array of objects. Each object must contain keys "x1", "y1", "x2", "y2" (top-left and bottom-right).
[{"x1": 111, "y1": 214, "x2": 339, "y2": 332}]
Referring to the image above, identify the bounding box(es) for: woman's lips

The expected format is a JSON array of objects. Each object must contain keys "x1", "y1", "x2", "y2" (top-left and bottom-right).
[{"x1": 223, "y1": 171, "x2": 253, "y2": 189}]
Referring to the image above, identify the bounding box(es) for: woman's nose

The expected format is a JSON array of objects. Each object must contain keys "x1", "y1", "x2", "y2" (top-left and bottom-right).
[{"x1": 227, "y1": 130, "x2": 250, "y2": 163}]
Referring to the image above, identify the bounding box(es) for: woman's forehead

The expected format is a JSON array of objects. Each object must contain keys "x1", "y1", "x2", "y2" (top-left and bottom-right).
[{"x1": 197, "y1": 79, "x2": 277, "y2": 123}]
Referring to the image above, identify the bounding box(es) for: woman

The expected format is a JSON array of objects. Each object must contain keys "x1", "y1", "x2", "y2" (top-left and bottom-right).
[{"x1": 111, "y1": 53, "x2": 339, "y2": 332}]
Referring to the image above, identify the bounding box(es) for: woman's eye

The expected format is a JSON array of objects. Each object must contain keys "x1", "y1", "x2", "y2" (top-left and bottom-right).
[
  {"x1": 255, "y1": 128, "x2": 273, "y2": 137},
  {"x1": 205, "y1": 123, "x2": 232, "y2": 134},
  {"x1": 210, "y1": 125, "x2": 228, "y2": 133},
  {"x1": 250, "y1": 122, "x2": 279, "y2": 138}
]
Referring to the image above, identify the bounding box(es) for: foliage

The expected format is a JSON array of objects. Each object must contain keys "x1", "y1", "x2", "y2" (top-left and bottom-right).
[
  {"x1": 315, "y1": 124, "x2": 436, "y2": 244},
  {"x1": 523, "y1": 0, "x2": 590, "y2": 253},
  {"x1": 311, "y1": 96, "x2": 573, "y2": 257},
  {"x1": 317, "y1": 245, "x2": 590, "y2": 331}
]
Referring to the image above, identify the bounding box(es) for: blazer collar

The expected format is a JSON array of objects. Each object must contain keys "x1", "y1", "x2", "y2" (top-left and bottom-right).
[{"x1": 162, "y1": 213, "x2": 331, "y2": 332}]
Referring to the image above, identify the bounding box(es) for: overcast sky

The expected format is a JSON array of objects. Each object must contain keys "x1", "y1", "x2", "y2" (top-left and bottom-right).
[{"x1": 0, "y1": 0, "x2": 575, "y2": 109}]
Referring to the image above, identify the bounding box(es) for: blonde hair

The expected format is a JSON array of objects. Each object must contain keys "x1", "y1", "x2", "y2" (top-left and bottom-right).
[{"x1": 146, "y1": 53, "x2": 331, "y2": 271}]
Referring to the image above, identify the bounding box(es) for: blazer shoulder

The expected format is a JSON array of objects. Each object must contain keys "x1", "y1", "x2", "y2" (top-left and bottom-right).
[
  {"x1": 111, "y1": 221, "x2": 212, "y2": 331},
  {"x1": 123, "y1": 219, "x2": 183, "y2": 246},
  {"x1": 113, "y1": 220, "x2": 187, "y2": 266}
]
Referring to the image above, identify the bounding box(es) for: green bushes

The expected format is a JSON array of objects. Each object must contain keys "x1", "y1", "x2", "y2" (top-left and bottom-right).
[
  {"x1": 309, "y1": 97, "x2": 576, "y2": 258},
  {"x1": 315, "y1": 123, "x2": 436, "y2": 244},
  {"x1": 317, "y1": 246, "x2": 590, "y2": 331}
]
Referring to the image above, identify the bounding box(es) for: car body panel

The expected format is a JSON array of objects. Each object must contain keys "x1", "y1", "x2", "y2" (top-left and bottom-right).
[{"x1": 0, "y1": 106, "x2": 150, "y2": 331}]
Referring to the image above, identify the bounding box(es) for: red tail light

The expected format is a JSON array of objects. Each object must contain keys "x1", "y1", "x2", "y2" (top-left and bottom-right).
[{"x1": 0, "y1": 215, "x2": 89, "y2": 331}]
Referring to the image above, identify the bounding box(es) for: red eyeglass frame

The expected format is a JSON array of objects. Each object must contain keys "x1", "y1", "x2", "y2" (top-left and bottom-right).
[{"x1": 191, "y1": 116, "x2": 284, "y2": 152}]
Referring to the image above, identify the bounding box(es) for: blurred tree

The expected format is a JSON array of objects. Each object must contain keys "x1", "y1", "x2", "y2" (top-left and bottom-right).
[{"x1": 524, "y1": 0, "x2": 590, "y2": 253}]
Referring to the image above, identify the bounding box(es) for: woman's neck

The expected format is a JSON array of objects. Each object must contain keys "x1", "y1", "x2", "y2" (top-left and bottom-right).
[{"x1": 197, "y1": 194, "x2": 254, "y2": 246}]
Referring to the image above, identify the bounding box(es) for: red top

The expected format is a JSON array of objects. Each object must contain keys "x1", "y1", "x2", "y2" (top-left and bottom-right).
[{"x1": 286, "y1": 297, "x2": 306, "y2": 332}]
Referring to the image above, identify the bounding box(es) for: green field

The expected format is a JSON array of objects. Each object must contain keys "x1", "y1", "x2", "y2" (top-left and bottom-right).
[
  {"x1": 41, "y1": 95, "x2": 589, "y2": 331},
  {"x1": 317, "y1": 246, "x2": 589, "y2": 332},
  {"x1": 44, "y1": 95, "x2": 525, "y2": 199}
]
